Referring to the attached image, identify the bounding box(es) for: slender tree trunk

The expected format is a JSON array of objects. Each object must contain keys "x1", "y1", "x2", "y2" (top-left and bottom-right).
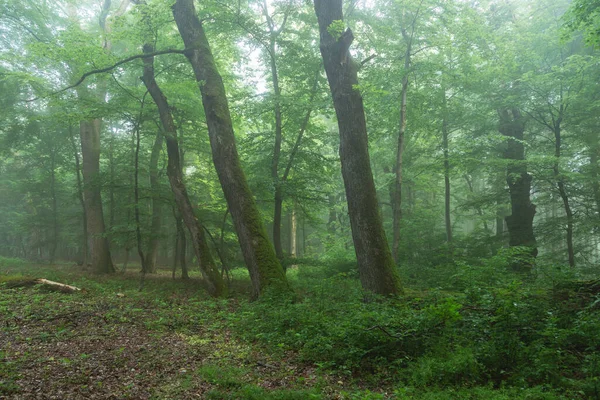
[
  {"x1": 290, "y1": 205, "x2": 297, "y2": 258},
  {"x1": 464, "y1": 175, "x2": 489, "y2": 232},
  {"x1": 442, "y1": 89, "x2": 452, "y2": 243},
  {"x1": 71, "y1": 128, "x2": 89, "y2": 267},
  {"x1": 146, "y1": 131, "x2": 164, "y2": 273},
  {"x1": 327, "y1": 194, "x2": 337, "y2": 235},
  {"x1": 498, "y1": 108, "x2": 537, "y2": 268},
  {"x1": 590, "y1": 145, "x2": 600, "y2": 218},
  {"x1": 133, "y1": 113, "x2": 148, "y2": 274},
  {"x1": 269, "y1": 38, "x2": 285, "y2": 260},
  {"x1": 274, "y1": 72, "x2": 319, "y2": 260},
  {"x1": 314, "y1": 0, "x2": 402, "y2": 295},
  {"x1": 495, "y1": 171, "x2": 505, "y2": 239},
  {"x1": 173, "y1": 0, "x2": 289, "y2": 298},
  {"x1": 49, "y1": 149, "x2": 59, "y2": 264},
  {"x1": 80, "y1": 120, "x2": 115, "y2": 273},
  {"x1": 141, "y1": 43, "x2": 225, "y2": 296},
  {"x1": 552, "y1": 115, "x2": 575, "y2": 267},
  {"x1": 172, "y1": 207, "x2": 189, "y2": 280},
  {"x1": 179, "y1": 218, "x2": 189, "y2": 280},
  {"x1": 172, "y1": 231, "x2": 179, "y2": 280},
  {"x1": 392, "y1": 36, "x2": 412, "y2": 263},
  {"x1": 109, "y1": 136, "x2": 115, "y2": 231},
  {"x1": 122, "y1": 248, "x2": 130, "y2": 272}
]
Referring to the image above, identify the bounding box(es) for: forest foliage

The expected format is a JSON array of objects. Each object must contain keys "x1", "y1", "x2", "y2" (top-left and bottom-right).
[{"x1": 1, "y1": 0, "x2": 600, "y2": 398}]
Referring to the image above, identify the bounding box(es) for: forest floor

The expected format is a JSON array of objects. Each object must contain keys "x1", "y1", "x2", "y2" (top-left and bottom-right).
[
  {"x1": 1, "y1": 260, "x2": 598, "y2": 399},
  {"x1": 0, "y1": 264, "x2": 338, "y2": 399}
]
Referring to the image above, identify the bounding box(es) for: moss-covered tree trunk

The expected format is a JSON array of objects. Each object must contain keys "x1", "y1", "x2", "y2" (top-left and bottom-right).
[
  {"x1": 141, "y1": 43, "x2": 226, "y2": 297},
  {"x1": 313, "y1": 0, "x2": 403, "y2": 295},
  {"x1": 498, "y1": 108, "x2": 537, "y2": 267},
  {"x1": 172, "y1": 0, "x2": 289, "y2": 298}
]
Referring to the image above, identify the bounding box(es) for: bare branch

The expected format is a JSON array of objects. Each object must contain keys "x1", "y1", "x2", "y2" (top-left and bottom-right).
[{"x1": 26, "y1": 48, "x2": 190, "y2": 102}]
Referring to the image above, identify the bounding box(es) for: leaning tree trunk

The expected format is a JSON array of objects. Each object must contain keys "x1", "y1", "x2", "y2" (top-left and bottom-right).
[
  {"x1": 141, "y1": 43, "x2": 225, "y2": 297},
  {"x1": 172, "y1": 0, "x2": 289, "y2": 298},
  {"x1": 498, "y1": 108, "x2": 537, "y2": 268},
  {"x1": 146, "y1": 131, "x2": 164, "y2": 273},
  {"x1": 313, "y1": 0, "x2": 402, "y2": 295},
  {"x1": 80, "y1": 119, "x2": 115, "y2": 273}
]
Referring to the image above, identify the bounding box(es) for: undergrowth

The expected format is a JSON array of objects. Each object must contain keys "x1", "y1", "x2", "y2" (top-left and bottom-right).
[{"x1": 1, "y1": 258, "x2": 599, "y2": 399}]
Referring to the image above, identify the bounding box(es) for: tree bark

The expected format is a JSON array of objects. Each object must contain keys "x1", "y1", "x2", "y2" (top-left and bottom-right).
[
  {"x1": 172, "y1": 0, "x2": 289, "y2": 298},
  {"x1": 79, "y1": 120, "x2": 115, "y2": 273},
  {"x1": 146, "y1": 131, "x2": 164, "y2": 273},
  {"x1": 498, "y1": 108, "x2": 537, "y2": 267},
  {"x1": 313, "y1": 0, "x2": 402, "y2": 295},
  {"x1": 141, "y1": 43, "x2": 225, "y2": 296}
]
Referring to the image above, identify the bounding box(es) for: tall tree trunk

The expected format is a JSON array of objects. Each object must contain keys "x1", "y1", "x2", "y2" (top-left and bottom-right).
[
  {"x1": 108, "y1": 136, "x2": 115, "y2": 231},
  {"x1": 590, "y1": 144, "x2": 600, "y2": 218},
  {"x1": 313, "y1": 0, "x2": 402, "y2": 295},
  {"x1": 172, "y1": 0, "x2": 289, "y2": 298},
  {"x1": 146, "y1": 131, "x2": 164, "y2": 273},
  {"x1": 269, "y1": 38, "x2": 285, "y2": 260},
  {"x1": 49, "y1": 149, "x2": 59, "y2": 264},
  {"x1": 71, "y1": 133, "x2": 88, "y2": 267},
  {"x1": 73, "y1": 0, "x2": 117, "y2": 274},
  {"x1": 172, "y1": 207, "x2": 189, "y2": 280},
  {"x1": 80, "y1": 120, "x2": 114, "y2": 273},
  {"x1": 141, "y1": 43, "x2": 225, "y2": 297},
  {"x1": 392, "y1": 34, "x2": 412, "y2": 263},
  {"x1": 498, "y1": 108, "x2": 537, "y2": 268},
  {"x1": 273, "y1": 72, "x2": 319, "y2": 261},
  {"x1": 552, "y1": 114, "x2": 575, "y2": 267},
  {"x1": 133, "y1": 112, "x2": 148, "y2": 274},
  {"x1": 442, "y1": 89, "x2": 452, "y2": 244},
  {"x1": 495, "y1": 171, "x2": 505, "y2": 238}
]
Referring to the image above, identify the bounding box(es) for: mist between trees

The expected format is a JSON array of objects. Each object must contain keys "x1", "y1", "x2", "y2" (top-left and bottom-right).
[{"x1": 1, "y1": 0, "x2": 600, "y2": 398}]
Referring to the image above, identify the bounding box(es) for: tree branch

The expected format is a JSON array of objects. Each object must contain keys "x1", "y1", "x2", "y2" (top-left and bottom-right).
[{"x1": 26, "y1": 48, "x2": 191, "y2": 102}]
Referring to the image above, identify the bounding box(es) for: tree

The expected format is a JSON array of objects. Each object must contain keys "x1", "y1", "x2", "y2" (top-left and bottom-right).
[
  {"x1": 498, "y1": 108, "x2": 537, "y2": 266},
  {"x1": 313, "y1": 0, "x2": 402, "y2": 295},
  {"x1": 141, "y1": 42, "x2": 226, "y2": 297},
  {"x1": 172, "y1": 0, "x2": 289, "y2": 298}
]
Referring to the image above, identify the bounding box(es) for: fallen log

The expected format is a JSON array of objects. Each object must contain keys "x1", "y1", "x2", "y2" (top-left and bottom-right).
[{"x1": 4, "y1": 278, "x2": 81, "y2": 293}]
